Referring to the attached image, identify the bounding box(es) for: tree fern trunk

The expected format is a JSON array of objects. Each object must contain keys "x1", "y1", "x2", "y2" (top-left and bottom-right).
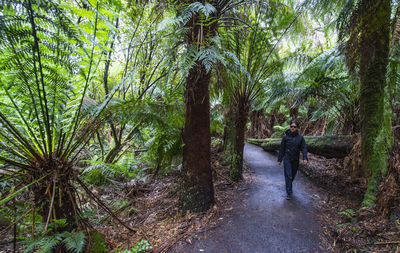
[
  {"x1": 179, "y1": 61, "x2": 215, "y2": 212},
  {"x1": 230, "y1": 97, "x2": 249, "y2": 182},
  {"x1": 178, "y1": 1, "x2": 221, "y2": 213},
  {"x1": 104, "y1": 143, "x2": 121, "y2": 164},
  {"x1": 33, "y1": 174, "x2": 77, "y2": 232},
  {"x1": 223, "y1": 106, "x2": 235, "y2": 163},
  {"x1": 249, "y1": 110, "x2": 270, "y2": 139},
  {"x1": 359, "y1": 0, "x2": 391, "y2": 207}
]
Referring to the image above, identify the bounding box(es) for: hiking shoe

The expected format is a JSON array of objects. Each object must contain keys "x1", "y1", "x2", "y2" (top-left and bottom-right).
[{"x1": 286, "y1": 194, "x2": 292, "y2": 200}]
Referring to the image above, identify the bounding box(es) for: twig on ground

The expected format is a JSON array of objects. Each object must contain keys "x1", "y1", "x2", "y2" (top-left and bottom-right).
[
  {"x1": 375, "y1": 241, "x2": 400, "y2": 245},
  {"x1": 155, "y1": 229, "x2": 192, "y2": 253},
  {"x1": 154, "y1": 214, "x2": 225, "y2": 253},
  {"x1": 77, "y1": 178, "x2": 137, "y2": 233}
]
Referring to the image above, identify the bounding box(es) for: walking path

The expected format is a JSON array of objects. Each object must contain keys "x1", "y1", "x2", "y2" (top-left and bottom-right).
[{"x1": 172, "y1": 143, "x2": 326, "y2": 253}]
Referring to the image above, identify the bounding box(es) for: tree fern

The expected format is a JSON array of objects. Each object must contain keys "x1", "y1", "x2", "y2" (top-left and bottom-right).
[
  {"x1": 262, "y1": 46, "x2": 354, "y2": 121},
  {"x1": 104, "y1": 96, "x2": 184, "y2": 174},
  {"x1": 0, "y1": 0, "x2": 136, "y2": 249}
]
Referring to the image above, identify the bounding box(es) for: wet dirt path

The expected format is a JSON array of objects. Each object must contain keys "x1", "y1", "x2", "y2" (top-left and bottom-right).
[{"x1": 172, "y1": 143, "x2": 327, "y2": 253}]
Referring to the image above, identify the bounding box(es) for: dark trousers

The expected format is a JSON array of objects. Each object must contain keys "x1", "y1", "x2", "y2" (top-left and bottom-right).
[{"x1": 283, "y1": 158, "x2": 299, "y2": 195}]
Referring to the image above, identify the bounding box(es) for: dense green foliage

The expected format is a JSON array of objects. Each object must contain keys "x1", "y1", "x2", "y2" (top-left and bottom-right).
[{"x1": 0, "y1": 0, "x2": 399, "y2": 251}]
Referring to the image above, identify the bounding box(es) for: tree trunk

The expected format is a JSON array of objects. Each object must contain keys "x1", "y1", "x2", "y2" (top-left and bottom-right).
[
  {"x1": 178, "y1": 1, "x2": 221, "y2": 213},
  {"x1": 179, "y1": 61, "x2": 215, "y2": 213},
  {"x1": 249, "y1": 110, "x2": 270, "y2": 139},
  {"x1": 222, "y1": 106, "x2": 235, "y2": 164},
  {"x1": 359, "y1": 0, "x2": 391, "y2": 207},
  {"x1": 33, "y1": 174, "x2": 77, "y2": 232},
  {"x1": 104, "y1": 143, "x2": 121, "y2": 163},
  {"x1": 247, "y1": 135, "x2": 353, "y2": 158},
  {"x1": 230, "y1": 98, "x2": 249, "y2": 182}
]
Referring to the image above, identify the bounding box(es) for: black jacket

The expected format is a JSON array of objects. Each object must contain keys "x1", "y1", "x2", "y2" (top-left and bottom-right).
[{"x1": 277, "y1": 130, "x2": 308, "y2": 162}]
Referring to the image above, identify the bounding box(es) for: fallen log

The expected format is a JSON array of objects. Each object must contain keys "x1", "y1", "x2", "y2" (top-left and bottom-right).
[{"x1": 247, "y1": 135, "x2": 353, "y2": 158}]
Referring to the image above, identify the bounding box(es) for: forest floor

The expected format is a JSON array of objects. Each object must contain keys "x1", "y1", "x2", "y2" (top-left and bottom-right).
[
  {"x1": 97, "y1": 141, "x2": 400, "y2": 253},
  {"x1": 1, "y1": 140, "x2": 399, "y2": 252},
  {"x1": 96, "y1": 145, "x2": 253, "y2": 253}
]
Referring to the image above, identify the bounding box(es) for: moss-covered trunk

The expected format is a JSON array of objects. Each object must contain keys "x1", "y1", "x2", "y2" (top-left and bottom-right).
[
  {"x1": 359, "y1": 0, "x2": 391, "y2": 207},
  {"x1": 104, "y1": 142, "x2": 121, "y2": 163},
  {"x1": 230, "y1": 97, "x2": 249, "y2": 182},
  {"x1": 223, "y1": 106, "x2": 235, "y2": 162}
]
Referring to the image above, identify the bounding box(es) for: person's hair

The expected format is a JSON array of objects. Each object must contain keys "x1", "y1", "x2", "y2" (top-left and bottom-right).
[{"x1": 290, "y1": 121, "x2": 299, "y2": 127}]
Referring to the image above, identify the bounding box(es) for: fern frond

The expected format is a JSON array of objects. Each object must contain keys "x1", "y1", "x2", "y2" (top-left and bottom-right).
[
  {"x1": 198, "y1": 45, "x2": 224, "y2": 73},
  {"x1": 23, "y1": 235, "x2": 60, "y2": 253},
  {"x1": 187, "y1": 2, "x2": 217, "y2": 19},
  {"x1": 63, "y1": 231, "x2": 86, "y2": 253}
]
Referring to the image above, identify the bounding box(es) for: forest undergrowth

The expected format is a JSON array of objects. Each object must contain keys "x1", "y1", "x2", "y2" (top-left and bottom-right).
[
  {"x1": 91, "y1": 147, "x2": 251, "y2": 253},
  {"x1": 1, "y1": 146, "x2": 251, "y2": 253},
  {"x1": 303, "y1": 129, "x2": 400, "y2": 252}
]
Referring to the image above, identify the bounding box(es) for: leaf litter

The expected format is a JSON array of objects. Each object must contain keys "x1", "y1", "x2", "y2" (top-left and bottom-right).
[
  {"x1": 92, "y1": 147, "x2": 252, "y2": 252},
  {"x1": 304, "y1": 132, "x2": 400, "y2": 252}
]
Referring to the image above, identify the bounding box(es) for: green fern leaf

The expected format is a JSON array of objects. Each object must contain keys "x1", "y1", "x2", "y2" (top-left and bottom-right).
[
  {"x1": 63, "y1": 231, "x2": 86, "y2": 253},
  {"x1": 36, "y1": 237, "x2": 60, "y2": 253},
  {"x1": 187, "y1": 2, "x2": 216, "y2": 19},
  {"x1": 198, "y1": 46, "x2": 219, "y2": 73},
  {"x1": 23, "y1": 236, "x2": 60, "y2": 253}
]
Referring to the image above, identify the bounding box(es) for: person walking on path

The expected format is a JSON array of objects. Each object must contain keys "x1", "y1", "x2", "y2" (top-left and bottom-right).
[{"x1": 277, "y1": 121, "x2": 308, "y2": 200}]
